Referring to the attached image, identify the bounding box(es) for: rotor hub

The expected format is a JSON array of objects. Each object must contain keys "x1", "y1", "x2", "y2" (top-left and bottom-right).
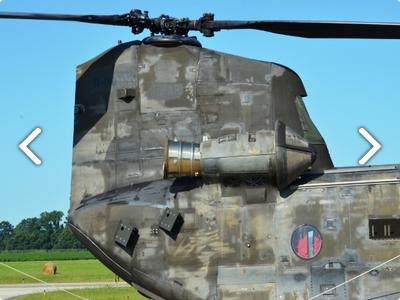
[{"x1": 142, "y1": 35, "x2": 202, "y2": 47}]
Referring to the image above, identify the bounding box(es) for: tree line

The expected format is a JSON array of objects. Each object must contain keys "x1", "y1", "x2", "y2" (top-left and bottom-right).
[{"x1": 0, "y1": 211, "x2": 84, "y2": 250}]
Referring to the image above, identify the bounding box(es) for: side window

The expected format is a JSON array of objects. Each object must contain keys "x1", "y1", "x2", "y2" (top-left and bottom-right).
[{"x1": 369, "y1": 217, "x2": 400, "y2": 239}]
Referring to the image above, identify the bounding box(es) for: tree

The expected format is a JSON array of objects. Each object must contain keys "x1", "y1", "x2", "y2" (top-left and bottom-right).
[
  {"x1": 39, "y1": 211, "x2": 64, "y2": 249},
  {"x1": 3, "y1": 210, "x2": 84, "y2": 250},
  {"x1": 40, "y1": 211, "x2": 64, "y2": 232},
  {"x1": 54, "y1": 225, "x2": 84, "y2": 249},
  {"x1": 8, "y1": 217, "x2": 43, "y2": 250},
  {"x1": 0, "y1": 221, "x2": 14, "y2": 250}
]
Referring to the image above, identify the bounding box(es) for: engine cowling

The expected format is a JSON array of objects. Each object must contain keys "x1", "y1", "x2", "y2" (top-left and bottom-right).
[{"x1": 164, "y1": 120, "x2": 316, "y2": 189}]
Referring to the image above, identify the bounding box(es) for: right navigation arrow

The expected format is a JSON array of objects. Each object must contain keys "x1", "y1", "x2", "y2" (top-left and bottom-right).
[{"x1": 358, "y1": 128, "x2": 381, "y2": 165}]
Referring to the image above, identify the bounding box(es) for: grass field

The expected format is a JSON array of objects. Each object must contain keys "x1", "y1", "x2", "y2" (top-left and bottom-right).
[
  {"x1": 0, "y1": 260, "x2": 118, "y2": 284},
  {"x1": 0, "y1": 251, "x2": 147, "y2": 299},
  {"x1": 0, "y1": 250, "x2": 95, "y2": 262},
  {"x1": 16, "y1": 287, "x2": 147, "y2": 300}
]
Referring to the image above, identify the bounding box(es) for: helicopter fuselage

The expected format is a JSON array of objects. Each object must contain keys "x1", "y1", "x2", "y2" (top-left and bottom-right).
[{"x1": 68, "y1": 40, "x2": 400, "y2": 300}]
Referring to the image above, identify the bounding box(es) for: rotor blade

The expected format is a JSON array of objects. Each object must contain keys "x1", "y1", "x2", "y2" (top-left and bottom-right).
[
  {"x1": 205, "y1": 20, "x2": 400, "y2": 39},
  {"x1": 3, "y1": 11, "x2": 400, "y2": 39},
  {"x1": 0, "y1": 12, "x2": 130, "y2": 26}
]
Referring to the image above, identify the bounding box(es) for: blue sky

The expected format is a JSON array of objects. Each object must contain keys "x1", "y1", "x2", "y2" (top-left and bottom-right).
[{"x1": 1, "y1": 0, "x2": 399, "y2": 225}]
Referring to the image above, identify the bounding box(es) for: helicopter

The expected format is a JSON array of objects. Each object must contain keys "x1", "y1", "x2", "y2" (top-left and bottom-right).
[{"x1": 2, "y1": 6, "x2": 400, "y2": 300}]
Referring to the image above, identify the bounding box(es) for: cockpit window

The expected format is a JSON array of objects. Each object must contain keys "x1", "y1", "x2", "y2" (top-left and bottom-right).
[{"x1": 295, "y1": 96, "x2": 323, "y2": 143}]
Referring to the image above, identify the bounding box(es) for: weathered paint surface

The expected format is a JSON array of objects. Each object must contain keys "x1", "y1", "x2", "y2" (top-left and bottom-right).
[{"x1": 69, "y1": 41, "x2": 400, "y2": 300}]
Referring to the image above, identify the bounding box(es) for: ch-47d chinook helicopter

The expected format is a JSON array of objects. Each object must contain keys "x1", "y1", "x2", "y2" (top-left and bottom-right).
[{"x1": 2, "y1": 9, "x2": 400, "y2": 300}]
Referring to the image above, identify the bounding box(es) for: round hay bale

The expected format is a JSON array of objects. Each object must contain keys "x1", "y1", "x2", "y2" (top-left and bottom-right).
[{"x1": 42, "y1": 261, "x2": 57, "y2": 275}]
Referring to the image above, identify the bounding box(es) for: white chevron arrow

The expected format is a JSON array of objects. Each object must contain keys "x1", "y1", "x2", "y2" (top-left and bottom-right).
[
  {"x1": 359, "y1": 128, "x2": 381, "y2": 165},
  {"x1": 19, "y1": 128, "x2": 42, "y2": 165}
]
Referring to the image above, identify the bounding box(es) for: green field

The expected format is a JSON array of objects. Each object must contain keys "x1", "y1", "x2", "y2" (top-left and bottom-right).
[
  {"x1": 0, "y1": 260, "x2": 118, "y2": 284},
  {"x1": 0, "y1": 250, "x2": 95, "y2": 262},
  {"x1": 0, "y1": 251, "x2": 147, "y2": 299},
  {"x1": 16, "y1": 287, "x2": 147, "y2": 300}
]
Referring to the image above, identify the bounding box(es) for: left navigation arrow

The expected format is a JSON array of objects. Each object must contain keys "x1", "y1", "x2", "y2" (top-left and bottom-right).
[{"x1": 19, "y1": 128, "x2": 42, "y2": 165}]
